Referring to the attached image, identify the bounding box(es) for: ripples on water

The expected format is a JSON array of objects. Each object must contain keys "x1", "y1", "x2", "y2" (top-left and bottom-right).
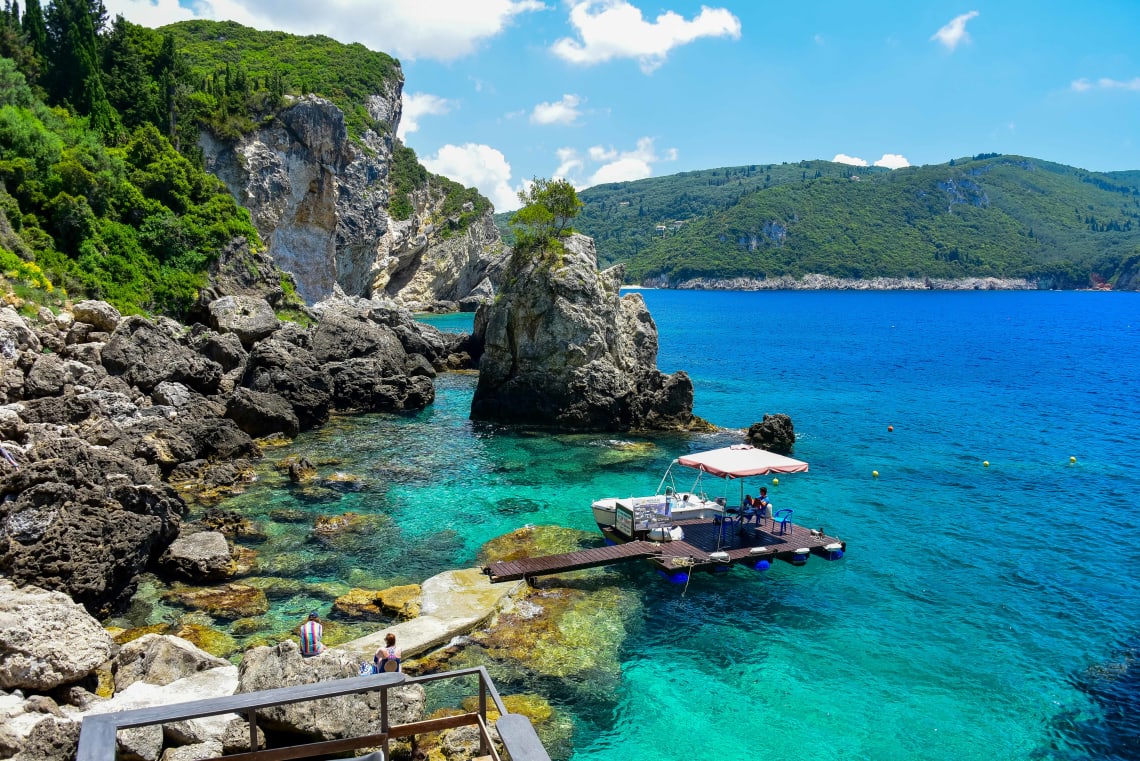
[{"x1": 163, "y1": 291, "x2": 1140, "y2": 761}]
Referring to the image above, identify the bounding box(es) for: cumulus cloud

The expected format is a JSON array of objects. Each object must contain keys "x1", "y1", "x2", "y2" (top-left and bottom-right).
[
  {"x1": 103, "y1": 0, "x2": 546, "y2": 61},
  {"x1": 530, "y1": 94, "x2": 584, "y2": 125},
  {"x1": 587, "y1": 137, "x2": 676, "y2": 185},
  {"x1": 551, "y1": 0, "x2": 741, "y2": 74},
  {"x1": 398, "y1": 93, "x2": 454, "y2": 139},
  {"x1": 420, "y1": 143, "x2": 521, "y2": 212},
  {"x1": 833, "y1": 153, "x2": 869, "y2": 167},
  {"x1": 554, "y1": 147, "x2": 584, "y2": 179},
  {"x1": 873, "y1": 153, "x2": 911, "y2": 169},
  {"x1": 548, "y1": 137, "x2": 676, "y2": 188},
  {"x1": 1071, "y1": 77, "x2": 1140, "y2": 92},
  {"x1": 931, "y1": 10, "x2": 979, "y2": 52}
]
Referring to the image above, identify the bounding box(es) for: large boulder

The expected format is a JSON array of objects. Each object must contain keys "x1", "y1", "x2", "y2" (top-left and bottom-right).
[
  {"x1": 326, "y1": 359, "x2": 435, "y2": 413},
  {"x1": 206, "y1": 296, "x2": 280, "y2": 349},
  {"x1": 112, "y1": 634, "x2": 232, "y2": 693},
  {"x1": 237, "y1": 641, "x2": 425, "y2": 741},
  {"x1": 310, "y1": 310, "x2": 406, "y2": 365},
  {"x1": 745, "y1": 413, "x2": 796, "y2": 454},
  {"x1": 0, "y1": 580, "x2": 114, "y2": 691},
  {"x1": 225, "y1": 387, "x2": 300, "y2": 438},
  {"x1": 0, "y1": 436, "x2": 186, "y2": 615},
  {"x1": 102, "y1": 317, "x2": 223, "y2": 395},
  {"x1": 471, "y1": 234, "x2": 701, "y2": 431},
  {"x1": 159, "y1": 531, "x2": 235, "y2": 583},
  {"x1": 71, "y1": 300, "x2": 121, "y2": 333},
  {"x1": 240, "y1": 339, "x2": 331, "y2": 430}
]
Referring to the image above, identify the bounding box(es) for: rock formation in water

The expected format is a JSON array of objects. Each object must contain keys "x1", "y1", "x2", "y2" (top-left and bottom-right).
[
  {"x1": 746, "y1": 413, "x2": 796, "y2": 453},
  {"x1": 200, "y1": 91, "x2": 506, "y2": 309},
  {"x1": 470, "y1": 233, "x2": 704, "y2": 431}
]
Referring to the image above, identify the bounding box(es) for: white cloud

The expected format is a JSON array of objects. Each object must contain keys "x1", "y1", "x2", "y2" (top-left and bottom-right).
[
  {"x1": 931, "y1": 10, "x2": 979, "y2": 52},
  {"x1": 103, "y1": 0, "x2": 546, "y2": 62},
  {"x1": 1071, "y1": 76, "x2": 1140, "y2": 92},
  {"x1": 588, "y1": 145, "x2": 618, "y2": 161},
  {"x1": 551, "y1": 0, "x2": 741, "y2": 74},
  {"x1": 833, "y1": 153, "x2": 868, "y2": 167},
  {"x1": 420, "y1": 143, "x2": 521, "y2": 212},
  {"x1": 398, "y1": 93, "x2": 454, "y2": 139},
  {"x1": 530, "y1": 94, "x2": 583, "y2": 125},
  {"x1": 554, "y1": 148, "x2": 584, "y2": 179},
  {"x1": 586, "y1": 137, "x2": 675, "y2": 185},
  {"x1": 873, "y1": 153, "x2": 910, "y2": 169}
]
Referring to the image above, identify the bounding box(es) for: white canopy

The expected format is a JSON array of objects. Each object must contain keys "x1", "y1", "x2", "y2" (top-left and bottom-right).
[{"x1": 676, "y1": 445, "x2": 809, "y2": 479}]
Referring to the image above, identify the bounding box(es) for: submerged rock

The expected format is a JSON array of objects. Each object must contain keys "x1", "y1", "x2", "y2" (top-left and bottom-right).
[{"x1": 471, "y1": 233, "x2": 704, "y2": 432}]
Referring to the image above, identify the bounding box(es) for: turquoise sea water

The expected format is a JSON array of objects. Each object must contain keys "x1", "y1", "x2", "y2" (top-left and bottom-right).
[{"x1": 197, "y1": 291, "x2": 1140, "y2": 760}]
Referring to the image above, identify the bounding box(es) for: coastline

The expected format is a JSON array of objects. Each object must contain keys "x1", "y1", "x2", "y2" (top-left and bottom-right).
[{"x1": 640, "y1": 274, "x2": 1039, "y2": 290}]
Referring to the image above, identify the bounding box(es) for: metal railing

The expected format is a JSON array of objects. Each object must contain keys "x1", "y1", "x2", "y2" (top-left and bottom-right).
[{"x1": 77, "y1": 666, "x2": 551, "y2": 761}]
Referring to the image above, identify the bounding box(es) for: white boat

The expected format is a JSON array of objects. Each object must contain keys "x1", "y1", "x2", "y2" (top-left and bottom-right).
[{"x1": 592, "y1": 444, "x2": 810, "y2": 544}]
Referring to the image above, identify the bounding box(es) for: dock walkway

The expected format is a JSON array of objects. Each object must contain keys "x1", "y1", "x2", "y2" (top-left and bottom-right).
[
  {"x1": 482, "y1": 517, "x2": 846, "y2": 583},
  {"x1": 484, "y1": 541, "x2": 666, "y2": 583}
]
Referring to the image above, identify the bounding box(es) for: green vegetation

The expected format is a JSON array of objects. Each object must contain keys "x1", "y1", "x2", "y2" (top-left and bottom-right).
[
  {"x1": 0, "y1": 10, "x2": 261, "y2": 316},
  {"x1": 161, "y1": 19, "x2": 400, "y2": 140},
  {"x1": 498, "y1": 157, "x2": 1140, "y2": 289},
  {"x1": 509, "y1": 178, "x2": 582, "y2": 254}
]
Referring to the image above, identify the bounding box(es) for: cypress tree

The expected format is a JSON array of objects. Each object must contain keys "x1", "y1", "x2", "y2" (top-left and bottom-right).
[
  {"x1": 21, "y1": 0, "x2": 45, "y2": 56},
  {"x1": 44, "y1": 0, "x2": 119, "y2": 137}
]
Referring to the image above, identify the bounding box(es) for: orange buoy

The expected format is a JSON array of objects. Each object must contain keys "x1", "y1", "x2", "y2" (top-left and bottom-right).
[{"x1": 888, "y1": 425, "x2": 894, "y2": 432}]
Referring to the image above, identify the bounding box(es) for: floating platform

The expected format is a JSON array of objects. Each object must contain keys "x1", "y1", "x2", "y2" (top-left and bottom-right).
[{"x1": 482, "y1": 515, "x2": 845, "y2": 584}]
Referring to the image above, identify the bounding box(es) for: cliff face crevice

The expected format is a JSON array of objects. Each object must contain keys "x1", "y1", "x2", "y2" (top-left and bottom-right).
[{"x1": 200, "y1": 85, "x2": 504, "y2": 309}]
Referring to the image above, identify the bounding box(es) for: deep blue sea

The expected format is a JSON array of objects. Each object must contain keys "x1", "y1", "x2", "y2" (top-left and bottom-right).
[{"x1": 201, "y1": 290, "x2": 1140, "y2": 761}]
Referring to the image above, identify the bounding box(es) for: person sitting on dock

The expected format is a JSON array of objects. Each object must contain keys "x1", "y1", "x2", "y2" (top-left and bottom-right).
[{"x1": 756, "y1": 487, "x2": 772, "y2": 516}]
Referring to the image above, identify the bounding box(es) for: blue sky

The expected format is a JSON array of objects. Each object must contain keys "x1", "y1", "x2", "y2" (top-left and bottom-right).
[{"x1": 106, "y1": 1, "x2": 1140, "y2": 211}]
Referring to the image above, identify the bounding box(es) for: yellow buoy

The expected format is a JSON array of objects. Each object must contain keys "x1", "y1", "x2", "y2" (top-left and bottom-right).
[
  {"x1": 772, "y1": 478, "x2": 779, "y2": 486},
  {"x1": 872, "y1": 470, "x2": 879, "y2": 478},
  {"x1": 1070, "y1": 456, "x2": 1077, "y2": 464},
  {"x1": 983, "y1": 461, "x2": 990, "y2": 467}
]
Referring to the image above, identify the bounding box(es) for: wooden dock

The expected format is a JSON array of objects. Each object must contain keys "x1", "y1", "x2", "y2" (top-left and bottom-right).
[{"x1": 482, "y1": 516, "x2": 846, "y2": 584}]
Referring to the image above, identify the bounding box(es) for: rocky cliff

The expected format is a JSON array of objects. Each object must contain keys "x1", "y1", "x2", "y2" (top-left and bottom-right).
[
  {"x1": 470, "y1": 234, "x2": 703, "y2": 432},
  {"x1": 200, "y1": 90, "x2": 504, "y2": 308}
]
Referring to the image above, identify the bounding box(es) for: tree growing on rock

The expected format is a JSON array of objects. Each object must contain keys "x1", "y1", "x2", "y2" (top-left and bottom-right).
[{"x1": 509, "y1": 177, "x2": 582, "y2": 253}]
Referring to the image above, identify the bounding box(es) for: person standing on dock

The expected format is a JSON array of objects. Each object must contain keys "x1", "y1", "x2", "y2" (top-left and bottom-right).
[{"x1": 299, "y1": 610, "x2": 325, "y2": 657}]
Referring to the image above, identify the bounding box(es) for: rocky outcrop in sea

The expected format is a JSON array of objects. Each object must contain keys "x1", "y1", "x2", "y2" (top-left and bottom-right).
[
  {"x1": 471, "y1": 234, "x2": 705, "y2": 432},
  {"x1": 0, "y1": 295, "x2": 471, "y2": 617},
  {"x1": 200, "y1": 90, "x2": 506, "y2": 310}
]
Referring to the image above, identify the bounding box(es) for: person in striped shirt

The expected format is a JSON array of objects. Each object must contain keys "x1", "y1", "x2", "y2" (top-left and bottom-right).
[{"x1": 299, "y1": 610, "x2": 325, "y2": 657}]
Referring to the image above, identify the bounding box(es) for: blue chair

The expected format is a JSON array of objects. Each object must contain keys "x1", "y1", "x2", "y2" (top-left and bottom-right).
[
  {"x1": 741, "y1": 502, "x2": 768, "y2": 529},
  {"x1": 715, "y1": 512, "x2": 738, "y2": 542},
  {"x1": 771, "y1": 508, "x2": 793, "y2": 535}
]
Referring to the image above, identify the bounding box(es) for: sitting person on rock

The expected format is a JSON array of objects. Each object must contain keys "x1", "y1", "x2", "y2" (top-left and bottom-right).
[
  {"x1": 299, "y1": 610, "x2": 325, "y2": 657},
  {"x1": 374, "y1": 632, "x2": 402, "y2": 672}
]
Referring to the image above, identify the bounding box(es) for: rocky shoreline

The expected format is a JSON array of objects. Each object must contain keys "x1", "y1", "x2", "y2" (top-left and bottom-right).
[{"x1": 641, "y1": 273, "x2": 1038, "y2": 290}]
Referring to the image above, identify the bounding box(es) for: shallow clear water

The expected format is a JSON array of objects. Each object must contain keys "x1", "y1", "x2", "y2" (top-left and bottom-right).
[{"x1": 192, "y1": 291, "x2": 1140, "y2": 760}]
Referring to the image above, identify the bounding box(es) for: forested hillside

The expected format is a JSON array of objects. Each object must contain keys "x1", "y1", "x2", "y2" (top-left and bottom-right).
[
  {"x1": 0, "y1": 0, "x2": 265, "y2": 315},
  {"x1": 0, "y1": 4, "x2": 491, "y2": 316},
  {"x1": 497, "y1": 156, "x2": 1140, "y2": 289}
]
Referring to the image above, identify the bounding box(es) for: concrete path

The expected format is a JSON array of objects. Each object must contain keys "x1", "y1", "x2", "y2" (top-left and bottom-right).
[{"x1": 335, "y1": 568, "x2": 522, "y2": 662}]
